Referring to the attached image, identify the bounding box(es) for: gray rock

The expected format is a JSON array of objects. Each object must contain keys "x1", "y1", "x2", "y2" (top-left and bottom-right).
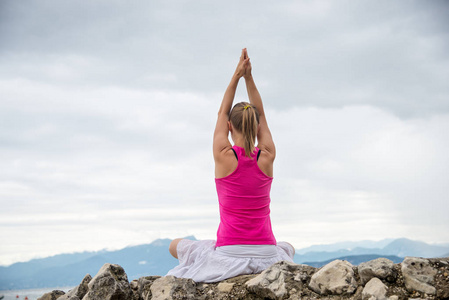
[
  {"x1": 216, "y1": 282, "x2": 234, "y2": 293},
  {"x1": 60, "y1": 295, "x2": 79, "y2": 300},
  {"x1": 246, "y1": 260, "x2": 299, "y2": 300},
  {"x1": 59, "y1": 274, "x2": 92, "y2": 300},
  {"x1": 129, "y1": 280, "x2": 139, "y2": 300},
  {"x1": 308, "y1": 259, "x2": 357, "y2": 295},
  {"x1": 130, "y1": 276, "x2": 161, "y2": 300},
  {"x1": 37, "y1": 290, "x2": 65, "y2": 300},
  {"x1": 293, "y1": 263, "x2": 316, "y2": 283},
  {"x1": 358, "y1": 258, "x2": 395, "y2": 284},
  {"x1": 401, "y1": 257, "x2": 437, "y2": 295},
  {"x1": 150, "y1": 275, "x2": 196, "y2": 300},
  {"x1": 39, "y1": 257, "x2": 448, "y2": 300},
  {"x1": 362, "y1": 277, "x2": 387, "y2": 300},
  {"x1": 82, "y1": 263, "x2": 132, "y2": 300}
]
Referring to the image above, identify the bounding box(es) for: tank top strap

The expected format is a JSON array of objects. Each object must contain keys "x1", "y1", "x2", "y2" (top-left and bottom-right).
[{"x1": 231, "y1": 148, "x2": 238, "y2": 161}]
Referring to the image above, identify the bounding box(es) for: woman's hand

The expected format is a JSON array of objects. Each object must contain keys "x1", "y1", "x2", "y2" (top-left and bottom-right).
[
  {"x1": 234, "y1": 48, "x2": 250, "y2": 78},
  {"x1": 243, "y1": 49, "x2": 252, "y2": 79}
]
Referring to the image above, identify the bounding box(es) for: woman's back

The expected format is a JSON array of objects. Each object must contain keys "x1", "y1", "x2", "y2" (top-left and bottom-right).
[{"x1": 215, "y1": 145, "x2": 276, "y2": 247}]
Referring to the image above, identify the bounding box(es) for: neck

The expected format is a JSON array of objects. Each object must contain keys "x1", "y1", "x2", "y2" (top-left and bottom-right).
[{"x1": 232, "y1": 134, "x2": 245, "y2": 148}]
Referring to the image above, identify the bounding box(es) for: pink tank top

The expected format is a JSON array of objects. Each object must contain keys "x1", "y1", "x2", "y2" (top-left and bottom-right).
[{"x1": 215, "y1": 145, "x2": 276, "y2": 247}]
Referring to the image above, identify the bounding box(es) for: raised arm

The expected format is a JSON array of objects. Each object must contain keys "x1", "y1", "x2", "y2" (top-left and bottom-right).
[
  {"x1": 213, "y1": 49, "x2": 249, "y2": 159},
  {"x1": 243, "y1": 50, "x2": 276, "y2": 158}
]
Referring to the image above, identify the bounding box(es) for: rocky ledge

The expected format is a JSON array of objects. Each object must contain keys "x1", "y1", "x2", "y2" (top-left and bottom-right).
[{"x1": 39, "y1": 256, "x2": 449, "y2": 300}]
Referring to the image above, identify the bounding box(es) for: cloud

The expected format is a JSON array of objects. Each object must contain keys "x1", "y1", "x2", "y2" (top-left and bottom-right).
[
  {"x1": 1, "y1": 0, "x2": 448, "y2": 116},
  {"x1": 270, "y1": 106, "x2": 449, "y2": 245}
]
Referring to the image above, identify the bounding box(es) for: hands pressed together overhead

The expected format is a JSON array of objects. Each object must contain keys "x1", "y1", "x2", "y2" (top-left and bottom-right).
[{"x1": 234, "y1": 48, "x2": 252, "y2": 79}]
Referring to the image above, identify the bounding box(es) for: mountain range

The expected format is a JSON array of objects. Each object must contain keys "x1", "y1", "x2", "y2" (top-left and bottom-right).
[
  {"x1": 1, "y1": 237, "x2": 448, "y2": 290},
  {"x1": 294, "y1": 238, "x2": 449, "y2": 264}
]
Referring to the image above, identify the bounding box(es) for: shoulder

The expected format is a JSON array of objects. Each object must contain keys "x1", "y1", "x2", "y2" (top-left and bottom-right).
[
  {"x1": 214, "y1": 144, "x2": 235, "y2": 162},
  {"x1": 214, "y1": 147, "x2": 239, "y2": 178},
  {"x1": 256, "y1": 145, "x2": 275, "y2": 177},
  {"x1": 256, "y1": 144, "x2": 275, "y2": 162}
]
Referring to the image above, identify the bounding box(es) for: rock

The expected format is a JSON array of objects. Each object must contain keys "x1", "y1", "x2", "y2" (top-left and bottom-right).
[
  {"x1": 359, "y1": 258, "x2": 396, "y2": 284},
  {"x1": 83, "y1": 263, "x2": 132, "y2": 300},
  {"x1": 38, "y1": 257, "x2": 448, "y2": 300},
  {"x1": 308, "y1": 259, "x2": 357, "y2": 295},
  {"x1": 150, "y1": 275, "x2": 196, "y2": 300},
  {"x1": 362, "y1": 277, "x2": 387, "y2": 300},
  {"x1": 217, "y1": 282, "x2": 234, "y2": 293},
  {"x1": 401, "y1": 257, "x2": 437, "y2": 295},
  {"x1": 429, "y1": 257, "x2": 449, "y2": 299},
  {"x1": 130, "y1": 280, "x2": 139, "y2": 300},
  {"x1": 37, "y1": 290, "x2": 65, "y2": 300},
  {"x1": 246, "y1": 260, "x2": 300, "y2": 299},
  {"x1": 58, "y1": 274, "x2": 92, "y2": 300},
  {"x1": 130, "y1": 276, "x2": 161, "y2": 300},
  {"x1": 293, "y1": 264, "x2": 316, "y2": 284}
]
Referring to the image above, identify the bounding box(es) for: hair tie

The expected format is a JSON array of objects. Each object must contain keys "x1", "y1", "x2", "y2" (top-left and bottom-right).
[{"x1": 243, "y1": 105, "x2": 251, "y2": 110}]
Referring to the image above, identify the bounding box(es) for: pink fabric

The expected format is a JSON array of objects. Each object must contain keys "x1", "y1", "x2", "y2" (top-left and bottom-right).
[{"x1": 215, "y1": 145, "x2": 276, "y2": 247}]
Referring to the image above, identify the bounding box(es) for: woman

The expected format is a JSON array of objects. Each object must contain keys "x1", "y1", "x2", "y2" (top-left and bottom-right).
[{"x1": 166, "y1": 48, "x2": 294, "y2": 283}]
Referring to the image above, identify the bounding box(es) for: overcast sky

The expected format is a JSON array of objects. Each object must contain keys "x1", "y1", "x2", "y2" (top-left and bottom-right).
[{"x1": 1, "y1": 0, "x2": 448, "y2": 266}]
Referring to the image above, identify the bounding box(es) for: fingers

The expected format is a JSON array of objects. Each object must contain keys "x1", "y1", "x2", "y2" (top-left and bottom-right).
[
  {"x1": 243, "y1": 57, "x2": 250, "y2": 67},
  {"x1": 240, "y1": 48, "x2": 245, "y2": 61},
  {"x1": 236, "y1": 48, "x2": 250, "y2": 78},
  {"x1": 241, "y1": 48, "x2": 250, "y2": 60}
]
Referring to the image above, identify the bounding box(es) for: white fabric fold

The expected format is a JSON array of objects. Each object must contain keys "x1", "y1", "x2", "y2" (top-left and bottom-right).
[{"x1": 166, "y1": 239, "x2": 294, "y2": 283}]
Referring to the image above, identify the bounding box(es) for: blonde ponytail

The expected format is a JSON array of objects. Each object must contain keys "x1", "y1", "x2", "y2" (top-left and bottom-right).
[{"x1": 229, "y1": 102, "x2": 260, "y2": 158}]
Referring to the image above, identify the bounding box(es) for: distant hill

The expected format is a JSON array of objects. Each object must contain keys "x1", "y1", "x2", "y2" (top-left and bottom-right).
[
  {"x1": 295, "y1": 239, "x2": 395, "y2": 254},
  {"x1": 1, "y1": 237, "x2": 448, "y2": 290},
  {"x1": 381, "y1": 238, "x2": 449, "y2": 257},
  {"x1": 0, "y1": 237, "x2": 194, "y2": 290},
  {"x1": 303, "y1": 254, "x2": 403, "y2": 268},
  {"x1": 293, "y1": 238, "x2": 449, "y2": 264},
  {"x1": 294, "y1": 247, "x2": 383, "y2": 264}
]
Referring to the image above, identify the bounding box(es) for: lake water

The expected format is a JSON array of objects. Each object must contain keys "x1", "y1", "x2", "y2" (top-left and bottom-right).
[{"x1": 0, "y1": 287, "x2": 73, "y2": 300}]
